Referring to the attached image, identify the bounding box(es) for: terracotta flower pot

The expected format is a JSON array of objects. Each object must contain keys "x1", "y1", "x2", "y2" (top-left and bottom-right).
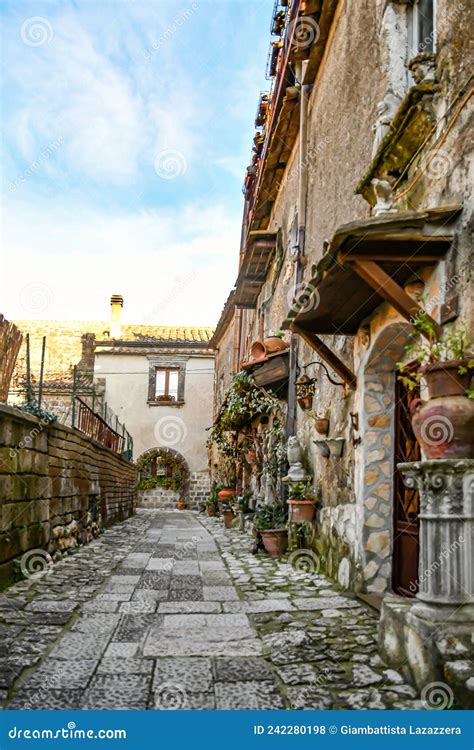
[
  {"x1": 175, "y1": 501, "x2": 187, "y2": 510},
  {"x1": 263, "y1": 336, "x2": 288, "y2": 354},
  {"x1": 410, "y1": 395, "x2": 474, "y2": 459},
  {"x1": 314, "y1": 418, "x2": 329, "y2": 435},
  {"x1": 260, "y1": 528, "x2": 288, "y2": 558},
  {"x1": 422, "y1": 359, "x2": 472, "y2": 398},
  {"x1": 222, "y1": 510, "x2": 236, "y2": 529},
  {"x1": 218, "y1": 488, "x2": 237, "y2": 503},
  {"x1": 288, "y1": 499, "x2": 315, "y2": 522}
]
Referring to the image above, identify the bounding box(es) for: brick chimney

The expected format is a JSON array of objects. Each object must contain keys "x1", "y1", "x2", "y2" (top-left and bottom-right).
[{"x1": 110, "y1": 295, "x2": 123, "y2": 339}]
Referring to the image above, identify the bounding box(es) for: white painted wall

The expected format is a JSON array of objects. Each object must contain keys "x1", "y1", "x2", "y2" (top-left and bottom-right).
[{"x1": 94, "y1": 352, "x2": 214, "y2": 470}]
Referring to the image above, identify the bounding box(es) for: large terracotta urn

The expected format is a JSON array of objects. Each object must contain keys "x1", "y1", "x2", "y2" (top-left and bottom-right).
[{"x1": 410, "y1": 359, "x2": 474, "y2": 459}]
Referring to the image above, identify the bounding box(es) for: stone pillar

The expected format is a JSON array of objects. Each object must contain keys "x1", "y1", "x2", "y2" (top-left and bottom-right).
[{"x1": 398, "y1": 459, "x2": 474, "y2": 622}]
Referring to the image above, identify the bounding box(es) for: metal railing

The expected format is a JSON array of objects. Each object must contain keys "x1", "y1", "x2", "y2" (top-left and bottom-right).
[
  {"x1": 75, "y1": 397, "x2": 124, "y2": 453},
  {"x1": 9, "y1": 334, "x2": 134, "y2": 460}
]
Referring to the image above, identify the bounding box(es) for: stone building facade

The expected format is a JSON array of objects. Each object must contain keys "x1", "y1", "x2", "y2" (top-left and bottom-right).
[
  {"x1": 210, "y1": 0, "x2": 473, "y2": 683},
  {"x1": 11, "y1": 297, "x2": 215, "y2": 508}
]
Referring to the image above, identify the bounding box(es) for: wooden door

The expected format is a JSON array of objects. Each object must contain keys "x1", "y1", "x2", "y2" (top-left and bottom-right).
[{"x1": 392, "y1": 375, "x2": 421, "y2": 597}]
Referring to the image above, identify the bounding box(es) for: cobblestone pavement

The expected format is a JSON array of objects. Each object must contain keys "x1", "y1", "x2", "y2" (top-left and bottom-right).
[{"x1": 0, "y1": 510, "x2": 422, "y2": 710}]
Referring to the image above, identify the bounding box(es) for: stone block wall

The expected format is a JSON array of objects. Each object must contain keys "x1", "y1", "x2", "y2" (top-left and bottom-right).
[
  {"x1": 0, "y1": 403, "x2": 136, "y2": 584},
  {"x1": 136, "y1": 470, "x2": 210, "y2": 511}
]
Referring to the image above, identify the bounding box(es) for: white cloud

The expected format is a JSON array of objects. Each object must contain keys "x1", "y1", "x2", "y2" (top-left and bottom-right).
[{"x1": 1, "y1": 199, "x2": 240, "y2": 327}]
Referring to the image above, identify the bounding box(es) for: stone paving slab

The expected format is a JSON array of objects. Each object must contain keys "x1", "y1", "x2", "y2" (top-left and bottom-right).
[{"x1": 0, "y1": 509, "x2": 423, "y2": 710}]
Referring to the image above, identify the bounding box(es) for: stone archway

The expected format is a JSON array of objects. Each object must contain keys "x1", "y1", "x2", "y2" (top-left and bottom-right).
[
  {"x1": 358, "y1": 321, "x2": 413, "y2": 594},
  {"x1": 136, "y1": 446, "x2": 190, "y2": 509}
]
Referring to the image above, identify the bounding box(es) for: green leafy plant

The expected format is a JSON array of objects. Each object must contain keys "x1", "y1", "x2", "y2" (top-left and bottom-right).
[
  {"x1": 288, "y1": 480, "x2": 316, "y2": 502},
  {"x1": 397, "y1": 316, "x2": 473, "y2": 394},
  {"x1": 207, "y1": 372, "x2": 281, "y2": 454},
  {"x1": 136, "y1": 450, "x2": 187, "y2": 492},
  {"x1": 253, "y1": 504, "x2": 287, "y2": 530},
  {"x1": 236, "y1": 491, "x2": 253, "y2": 513}
]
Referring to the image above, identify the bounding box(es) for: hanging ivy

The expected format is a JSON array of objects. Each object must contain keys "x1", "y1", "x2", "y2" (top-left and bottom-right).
[
  {"x1": 207, "y1": 371, "x2": 281, "y2": 453},
  {"x1": 136, "y1": 449, "x2": 187, "y2": 493}
]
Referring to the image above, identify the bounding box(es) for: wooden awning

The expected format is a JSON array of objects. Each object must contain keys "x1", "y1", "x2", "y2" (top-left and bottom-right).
[
  {"x1": 283, "y1": 206, "x2": 462, "y2": 388},
  {"x1": 235, "y1": 230, "x2": 278, "y2": 306}
]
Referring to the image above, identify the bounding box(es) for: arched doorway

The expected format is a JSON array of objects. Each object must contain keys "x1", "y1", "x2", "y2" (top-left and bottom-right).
[
  {"x1": 359, "y1": 320, "x2": 420, "y2": 595},
  {"x1": 136, "y1": 447, "x2": 190, "y2": 506}
]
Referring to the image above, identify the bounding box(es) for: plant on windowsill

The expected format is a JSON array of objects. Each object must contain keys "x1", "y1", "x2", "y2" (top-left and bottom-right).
[
  {"x1": 253, "y1": 504, "x2": 288, "y2": 558},
  {"x1": 287, "y1": 480, "x2": 317, "y2": 522},
  {"x1": 397, "y1": 315, "x2": 474, "y2": 459}
]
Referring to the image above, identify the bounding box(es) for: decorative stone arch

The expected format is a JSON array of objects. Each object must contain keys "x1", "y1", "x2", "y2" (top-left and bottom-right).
[
  {"x1": 136, "y1": 446, "x2": 190, "y2": 500},
  {"x1": 358, "y1": 320, "x2": 413, "y2": 594}
]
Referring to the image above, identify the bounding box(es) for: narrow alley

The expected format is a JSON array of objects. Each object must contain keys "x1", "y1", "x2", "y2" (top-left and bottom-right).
[{"x1": 1, "y1": 510, "x2": 421, "y2": 711}]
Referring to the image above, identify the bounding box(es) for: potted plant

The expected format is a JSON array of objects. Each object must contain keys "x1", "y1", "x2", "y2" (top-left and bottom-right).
[
  {"x1": 398, "y1": 316, "x2": 474, "y2": 459},
  {"x1": 287, "y1": 480, "x2": 317, "y2": 522},
  {"x1": 221, "y1": 500, "x2": 236, "y2": 529},
  {"x1": 253, "y1": 505, "x2": 288, "y2": 558},
  {"x1": 175, "y1": 500, "x2": 187, "y2": 511},
  {"x1": 217, "y1": 466, "x2": 237, "y2": 502},
  {"x1": 206, "y1": 496, "x2": 219, "y2": 517}
]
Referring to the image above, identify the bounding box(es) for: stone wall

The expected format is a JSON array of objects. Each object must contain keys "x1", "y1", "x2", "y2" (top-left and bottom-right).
[
  {"x1": 137, "y1": 470, "x2": 210, "y2": 511},
  {"x1": 0, "y1": 403, "x2": 136, "y2": 584}
]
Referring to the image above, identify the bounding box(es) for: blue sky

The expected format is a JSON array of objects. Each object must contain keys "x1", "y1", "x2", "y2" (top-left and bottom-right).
[{"x1": 1, "y1": 0, "x2": 273, "y2": 326}]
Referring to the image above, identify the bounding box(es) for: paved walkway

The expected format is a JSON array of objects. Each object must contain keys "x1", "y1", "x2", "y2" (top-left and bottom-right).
[{"x1": 0, "y1": 510, "x2": 422, "y2": 710}]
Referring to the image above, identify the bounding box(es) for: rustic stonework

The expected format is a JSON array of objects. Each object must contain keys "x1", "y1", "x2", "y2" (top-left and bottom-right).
[{"x1": 0, "y1": 403, "x2": 136, "y2": 584}]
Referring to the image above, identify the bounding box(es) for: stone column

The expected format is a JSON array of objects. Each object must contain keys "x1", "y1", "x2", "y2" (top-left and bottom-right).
[{"x1": 398, "y1": 459, "x2": 474, "y2": 622}]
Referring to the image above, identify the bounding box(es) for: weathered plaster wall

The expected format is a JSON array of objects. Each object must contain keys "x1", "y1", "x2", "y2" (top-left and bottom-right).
[{"x1": 0, "y1": 404, "x2": 136, "y2": 584}]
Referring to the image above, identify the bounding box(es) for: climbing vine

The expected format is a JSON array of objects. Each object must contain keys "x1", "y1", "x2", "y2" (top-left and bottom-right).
[{"x1": 136, "y1": 449, "x2": 187, "y2": 493}]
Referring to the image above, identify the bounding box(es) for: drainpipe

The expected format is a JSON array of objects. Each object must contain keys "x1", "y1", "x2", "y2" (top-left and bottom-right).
[{"x1": 286, "y1": 59, "x2": 310, "y2": 438}]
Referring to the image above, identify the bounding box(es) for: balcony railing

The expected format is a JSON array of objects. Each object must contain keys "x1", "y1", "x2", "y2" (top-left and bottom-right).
[{"x1": 74, "y1": 397, "x2": 133, "y2": 458}]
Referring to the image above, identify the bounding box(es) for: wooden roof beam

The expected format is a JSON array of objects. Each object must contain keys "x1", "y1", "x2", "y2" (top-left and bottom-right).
[
  {"x1": 349, "y1": 259, "x2": 442, "y2": 339},
  {"x1": 292, "y1": 324, "x2": 357, "y2": 389}
]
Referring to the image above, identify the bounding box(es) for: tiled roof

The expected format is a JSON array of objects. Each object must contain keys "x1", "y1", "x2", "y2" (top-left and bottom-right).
[
  {"x1": 14, "y1": 320, "x2": 214, "y2": 344},
  {"x1": 11, "y1": 320, "x2": 214, "y2": 384}
]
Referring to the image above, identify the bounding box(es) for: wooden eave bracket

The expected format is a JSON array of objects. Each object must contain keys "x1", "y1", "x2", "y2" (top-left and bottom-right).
[
  {"x1": 348, "y1": 259, "x2": 442, "y2": 339},
  {"x1": 292, "y1": 324, "x2": 357, "y2": 389}
]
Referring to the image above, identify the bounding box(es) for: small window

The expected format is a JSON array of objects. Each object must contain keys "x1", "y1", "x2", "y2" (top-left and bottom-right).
[
  {"x1": 155, "y1": 368, "x2": 179, "y2": 401},
  {"x1": 148, "y1": 360, "x2": 186, "y2": 405},
  {"x1": 409, "y1": 0, "x2": 436, "y2": 57}
]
